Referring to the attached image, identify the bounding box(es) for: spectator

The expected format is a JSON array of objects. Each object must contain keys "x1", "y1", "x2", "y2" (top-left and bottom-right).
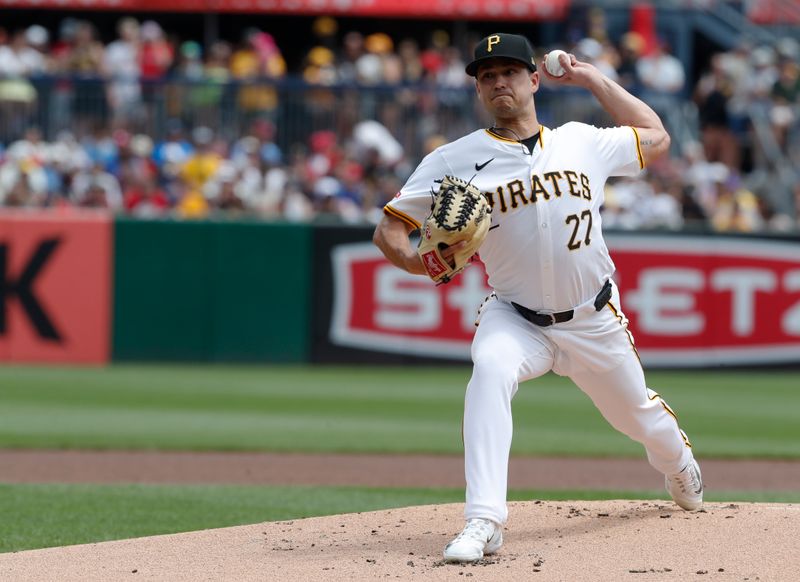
[
  {"x1": 61, "y1": 21, "x2": 106, "y2": 131},
  {"x1": 206, "y1": 162, "x2": 246, "y2": 213},
  {"x1": 281, "y1": 181, "x2": 314, "y2": 222},
  {"x1": 0, "y1": 29, "x2": 47, "y2": 139},
  {"x1": 769, "y1": 59, "x2": 800, "y2": 149},
  {"x1": 709, "y1": 175, "x2": 764, "y2": 232},
  {"x1": 397, "y1": 38, "x2": 423, "y2": 83},
  {"x1": 180, "y1": 125, "x2": 221, "y2": 191},
  {"x1": 226, "y1": 139, "x2": 273, "y2": 212},
  {"x1": 746, "y1": 45, "x2": 779, "y2": 103},
  {"x1": 190, "y1": 40, "x2": 232, "y2": 129},
  {"x1": 677, "y1": 184, "x2": 708, "y2": 228},
  {"x1": 305, "y1": 129, "x2": 340, "y2": 180},
  {"x1": 104, "y1": 18, "x2": 141, "y2": 127},
  {"x1": 0, "y1": 28, "x2": 48, "y2": 76},
  {"x1": 336, "y1": 31, "x2": 364, "y2": 83},
  {"x1": 641, "y1": 175, "x2": 684, "y2": 229},
  {"x1": 230, "y1": 29, "x2": 286, "y2": 123},
  {"x1": 694, "y1": 54, "x2": 740, "y2": 170},
  {"x1": 681, "y1": 140, "x2": 730, "y2": 216},
  {"x1": 152, "y1": 119, "x2": 194, "y2": 190},
  {"x1": 47, "y1": 130, "x2": 92, "y2": 203},
  {"x1": 575, "y1": 38, "x2": 619, "y2": 82},
  {"x1": 123, "y1": 173, "x2": 170, "y2": 217},
  {"x1": 168, "y1": 41, "x2": 205, "y2": 125},
  {"x1": 636, "y1": 39, "x2": 685, "y2": 95},
  {"x1": 355, "y1": 33, "x2": 393, "y2": 85},
  {"x1": 5, "y1": 126, "x2": 49, "y2": 163},
  {"x1": 80, "y1": 125, "x2": 118, "y2": 169},
  {"x1": 24, "y1": 25, "x2": 51, "y2": 70},
  {"x1": 139, "y1": 20, "x2": 173, "y2": 126},
  {"x1": 419, "y1": 29, "x2": 449, "y2": 81},
  {"x1": 303, "y1": 45, "x2": 338, "y2": 85},
  {"x1": 435, "y1": 45, "x2": 470, "y2": 109},
  {"x1": 117, "y1": 133, "x2": 157, "y2": 186},
  {"x1": 0, "y1": 163, "x2": 48, "y2": 207},
  {"x1": 227, "y1": 120, "x2": 288, "y2": 217},
  {"x1": 0, "y1": 128, "x2": 49, "y2": 206},
  {"x1": 71, "y1": 161, "x2": 123, "y2": 209},
  {"x1": 139, "y1": 21, "x2": 173, "y2": 82},
  {"x1": 718, "y1": 40, "x2": 752, "y2": 128},
  {"x1": 616, "y1": 32, "x2": 645, "y2": 91}
]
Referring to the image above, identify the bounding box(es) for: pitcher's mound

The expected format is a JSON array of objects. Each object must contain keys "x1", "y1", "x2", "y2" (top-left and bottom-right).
[{"x1": 2, "y1": 500, "x2": 797, "y2": 581}]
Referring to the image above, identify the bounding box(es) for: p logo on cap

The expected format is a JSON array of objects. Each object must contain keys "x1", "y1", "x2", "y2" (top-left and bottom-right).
[{"x1": 465, "y1": 33, "x2": 537, "y2": 77}]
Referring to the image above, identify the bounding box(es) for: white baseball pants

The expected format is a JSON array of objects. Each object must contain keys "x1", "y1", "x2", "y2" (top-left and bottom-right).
[{"x1": 464, "y1": 282, "x2": 694, "y2": 525}]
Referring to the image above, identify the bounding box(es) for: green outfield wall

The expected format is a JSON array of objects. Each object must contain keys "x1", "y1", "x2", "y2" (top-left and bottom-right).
[{"x1": 112, "y1": 218, "x2": 313, "y2": 363}]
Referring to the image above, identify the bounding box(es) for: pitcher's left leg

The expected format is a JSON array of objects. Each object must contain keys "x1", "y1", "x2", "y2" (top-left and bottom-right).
[{"x1": 570, "y1": 353, "x2": 692, "y2": 476}]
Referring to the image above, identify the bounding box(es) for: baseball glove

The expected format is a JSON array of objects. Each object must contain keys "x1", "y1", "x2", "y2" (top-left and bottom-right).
[{"x1": 417, "y1": 175, "x2": 491, "y2": 284}]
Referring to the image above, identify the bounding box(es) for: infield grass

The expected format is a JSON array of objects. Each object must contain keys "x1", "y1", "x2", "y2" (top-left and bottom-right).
[
  {"x1": 2, "y1": 483, "x2": 798, "y2": 553},
  {"x1": 0, "y1": 365, "x2": 799, "y2": 458}
]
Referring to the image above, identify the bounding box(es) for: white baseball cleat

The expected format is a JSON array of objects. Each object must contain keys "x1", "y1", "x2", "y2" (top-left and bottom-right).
[
  {"x1": 665, "y1": 457, "x2": 704, "y2": 511},
  {"x1": 443, "y1": 518, "x2": 503, "y2": 563}
]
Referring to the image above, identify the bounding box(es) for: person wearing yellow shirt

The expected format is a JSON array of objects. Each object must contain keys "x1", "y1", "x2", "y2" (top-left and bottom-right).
[
  {"x1": 230, "y1": 29, "x2": 286, "y2": 116},
  {"x1": 180, "y1": 126, "x2": 221, "y2": 191}
]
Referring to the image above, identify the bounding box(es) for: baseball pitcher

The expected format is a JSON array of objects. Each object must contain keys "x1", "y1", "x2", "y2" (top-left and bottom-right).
[{"x1": 372, "y1": 33, "x2": 703, "y2": 563}]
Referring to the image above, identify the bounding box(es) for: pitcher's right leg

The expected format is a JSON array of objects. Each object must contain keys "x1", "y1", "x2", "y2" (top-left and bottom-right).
[{"x1": 463, "y1": 301, "x2": 554, "y2": 526}]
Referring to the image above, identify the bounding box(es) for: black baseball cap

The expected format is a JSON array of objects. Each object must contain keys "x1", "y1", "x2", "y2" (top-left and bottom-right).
[{"x1": 465, "y1": 33, "x2": 537, "y2": 77}]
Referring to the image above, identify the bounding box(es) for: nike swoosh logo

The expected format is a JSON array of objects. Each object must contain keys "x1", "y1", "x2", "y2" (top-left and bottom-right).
[{"x1": 475, "y1": 158, "x2": 494, "y2": 171}]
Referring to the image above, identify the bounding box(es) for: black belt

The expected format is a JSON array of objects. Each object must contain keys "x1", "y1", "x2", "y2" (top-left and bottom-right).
[{"x1": 512, "y1": 280, "x2": 612, "y2": 327}]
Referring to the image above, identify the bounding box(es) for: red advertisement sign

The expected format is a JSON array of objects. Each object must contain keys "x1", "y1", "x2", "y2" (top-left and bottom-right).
[
  {"x1": 607, "y1": 235, "x2": 800, "y2": 366},
  {"x1": 0, "y1": 0, "x2": 569, "y2": 19},
  {"x1": 330, "y1": 242, "x2": 490, "y2": 359},
  {"x1": 329, "y1": 236, "x2": 800, "y2": 366},
  {"x1": 0, "y1": 210, "x2": 113, "y2": 364}
]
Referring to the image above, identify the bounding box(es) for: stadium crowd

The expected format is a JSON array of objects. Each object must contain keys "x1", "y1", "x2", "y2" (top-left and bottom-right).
[{"x1": 0, "y1": 14, "x2": 798, "y2": 231}]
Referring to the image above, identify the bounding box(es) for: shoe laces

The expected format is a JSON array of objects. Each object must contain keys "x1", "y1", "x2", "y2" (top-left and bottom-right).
[
  {"x1": 454, "y1": 518, "x2": 495, "y2": 543},
  {"x1": 671, "y1": 462, "x2": 702, "y2": 494}
]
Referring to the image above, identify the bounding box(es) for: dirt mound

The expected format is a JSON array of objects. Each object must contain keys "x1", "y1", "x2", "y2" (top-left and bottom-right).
[{"x1": 1, "y1": 500, "x2": 796, "y2": 581}]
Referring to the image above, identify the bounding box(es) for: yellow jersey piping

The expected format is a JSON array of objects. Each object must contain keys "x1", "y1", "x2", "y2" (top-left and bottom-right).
[
  {"x1": 630, "y1": 126, "x2": 645, "y2": 170},
  {"x1": 648, "y1": 390, "x2": 692, "y2": 447},
  {"x1": 484, "y1": 129, "x2": 519, "y2": 144},
  {"x1": 606, "y1": 300, "x2": 641, "y2": 363},
  {"x1": 383, "y1": 205, "x2": 421, "y2": 229},
  {"x1": 608, "y1": 298, "x2": 691, "y2": 449},
  {"x1": 485, "y1": 127, "x2": 547, "y2": 150}
]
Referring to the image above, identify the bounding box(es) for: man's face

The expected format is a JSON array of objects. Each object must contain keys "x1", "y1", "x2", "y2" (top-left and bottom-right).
[{"x1": 475, "y1": 58, "x2": 539, "y2": 118}]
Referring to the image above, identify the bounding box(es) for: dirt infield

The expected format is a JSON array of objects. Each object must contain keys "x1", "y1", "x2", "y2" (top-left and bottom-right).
[
  {"x1": 2, "y1": 500, "x2": 798, "y2": 581},
  {"x1": 2, "y1": 451, "x2": 799, "y2": 580},
  {"x1": 2, "y1": 449, "x2": 800, "y2": 490}
]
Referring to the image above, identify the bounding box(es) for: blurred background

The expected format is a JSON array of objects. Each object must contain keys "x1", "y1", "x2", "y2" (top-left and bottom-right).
[{"x1": 0, "y1": 0, "x2": 798, "y2": 225}]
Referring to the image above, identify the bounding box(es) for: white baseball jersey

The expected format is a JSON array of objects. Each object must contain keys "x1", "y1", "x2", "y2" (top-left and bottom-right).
[
  {"x1": 383, "y1": 121, "x2": 698, "y2": 529},
  {"x1": 385, "y1": 123, "x2": 644, "y2": 312}
]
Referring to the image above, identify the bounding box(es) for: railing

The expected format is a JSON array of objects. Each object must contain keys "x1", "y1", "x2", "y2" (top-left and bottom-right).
[{"x1": 0, "y1": 75, "x2": 696, "y2": 163}]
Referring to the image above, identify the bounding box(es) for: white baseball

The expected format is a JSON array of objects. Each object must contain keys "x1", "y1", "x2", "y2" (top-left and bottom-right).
[{"x1": 545, "y1": 50, "x2": 567, "y2": 77}]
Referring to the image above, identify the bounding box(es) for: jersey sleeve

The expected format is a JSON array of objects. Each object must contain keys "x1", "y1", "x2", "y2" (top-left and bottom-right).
[
  {"x1": 592, "y1": 125, "x2": 645, "y2": 177},
  {"x1": 383, "y1": 149, "x2": 452, "y2": 229}
]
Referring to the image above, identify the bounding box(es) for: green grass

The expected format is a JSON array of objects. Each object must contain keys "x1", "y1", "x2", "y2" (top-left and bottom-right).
[
  {"x1": 1, "y1": 365, "x2": 799, "y2": 458},
  {"x1": 2, "y1": 483, "x2": 798, "y2": 554}
]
